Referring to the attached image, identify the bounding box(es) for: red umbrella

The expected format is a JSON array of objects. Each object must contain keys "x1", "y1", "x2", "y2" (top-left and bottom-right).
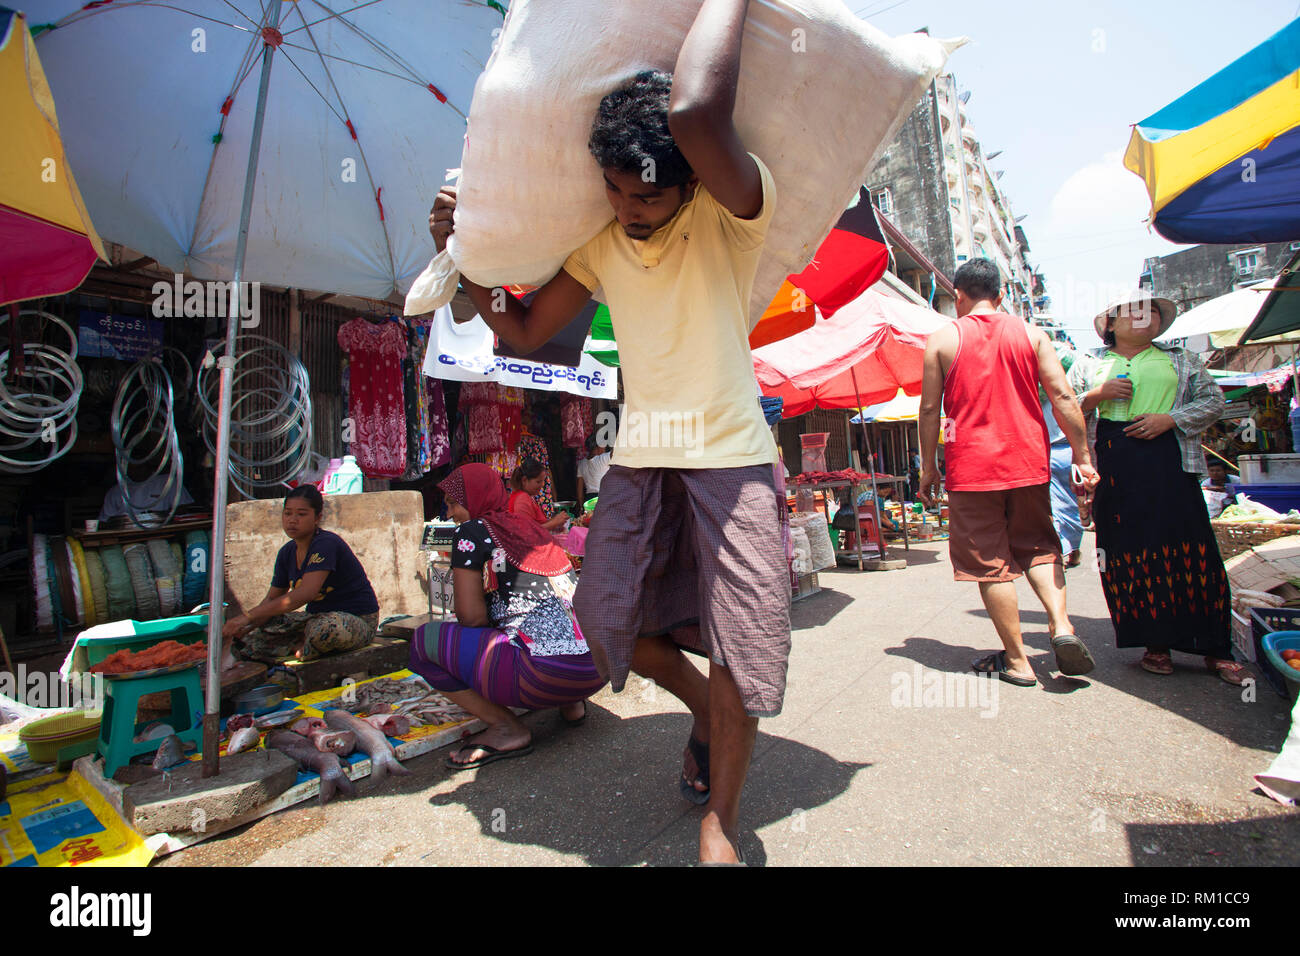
[{"x1": 753, "y1": 287, "x2": 950, "y2": 417}]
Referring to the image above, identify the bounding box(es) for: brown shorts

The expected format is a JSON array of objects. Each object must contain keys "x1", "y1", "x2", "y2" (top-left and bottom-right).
[{"x1": 947, "y1": 483, "x2": 1061, "y2": 582}]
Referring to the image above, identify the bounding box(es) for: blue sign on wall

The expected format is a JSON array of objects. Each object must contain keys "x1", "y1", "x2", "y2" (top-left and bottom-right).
[{"x1": 77, "y1": 310, "x2": 163, "y2": 360}]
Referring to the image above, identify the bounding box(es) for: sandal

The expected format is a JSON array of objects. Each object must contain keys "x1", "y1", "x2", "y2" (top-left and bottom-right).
[
  {"x1": 1140, "y1": 651, "x2": 1174, "y2": 675},
  {"x1": 561, "y1": 701, "x2": 587, "y2": 727},
  {"x1": 1050, "y1": 632, "x2": 1096, "y2": 676},
  {"x1": 445, "y1": 736, "x2": 534, "y2": 771},
  {"x1": 1206, "y1": 658, "x2": 1249, "y2": 686},
  {"x1": 972, "y1": 651, "x2": 1037, "y2": 687},
  {"x1": 679, "y1": 735, "x2": 710, "y2": 805}
]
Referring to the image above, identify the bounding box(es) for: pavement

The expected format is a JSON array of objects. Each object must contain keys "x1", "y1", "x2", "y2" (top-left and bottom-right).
[{"x1": 159, "y1": 536, "x2": 1299, "y2": 867}]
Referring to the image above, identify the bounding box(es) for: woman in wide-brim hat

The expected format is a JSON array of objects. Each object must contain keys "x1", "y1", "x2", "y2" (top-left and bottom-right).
[{"x1": 1068, "y1": 291, "x2": 1247, "y2": 684}]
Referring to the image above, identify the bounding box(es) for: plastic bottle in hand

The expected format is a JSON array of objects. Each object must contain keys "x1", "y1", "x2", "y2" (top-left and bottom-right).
[{"x1": 1112, "y1": 373, "x2": 1131, "y2": 422}]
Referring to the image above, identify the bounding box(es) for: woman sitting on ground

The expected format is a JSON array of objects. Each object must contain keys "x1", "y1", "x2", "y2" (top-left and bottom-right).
[
  {"x1": 508, "y1": 458, "x2": 569, "y2": 531},
  {"x1": 410, "y1": 464, "x2": 605, "y2": 769},
  {"x1": 221, "y1": 485, "x2": 379, "y2": 666}
]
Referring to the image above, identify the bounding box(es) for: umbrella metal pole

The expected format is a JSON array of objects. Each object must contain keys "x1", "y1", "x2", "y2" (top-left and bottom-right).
[
  {"x1": 849, "y1": 367, "x2": 884, "y2": 562},
  {"x1": 203, "y1": 5, "x2": 283, "y2": 778}
]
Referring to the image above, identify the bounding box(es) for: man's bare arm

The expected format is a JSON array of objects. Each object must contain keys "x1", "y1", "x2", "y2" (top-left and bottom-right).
[
  {"x1": 430, "y1": 187, "x2": 592, "y2": 354},
  {"x1": 667, "y1": 0, "x2": 763, "y2": 219},
  {"x1": 916, "y1": 331, "x2": 948, "y2": 506}
]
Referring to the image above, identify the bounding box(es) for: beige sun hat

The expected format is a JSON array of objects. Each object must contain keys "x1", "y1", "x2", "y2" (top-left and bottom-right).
[{"x1": 1093, "y1": 290, "x2": 1178, "y2": 341}]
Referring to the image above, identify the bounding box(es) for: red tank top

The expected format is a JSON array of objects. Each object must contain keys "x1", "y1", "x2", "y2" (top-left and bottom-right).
[{"x1": 942, "y1": 312, "x2": 1049, "y2": 492}]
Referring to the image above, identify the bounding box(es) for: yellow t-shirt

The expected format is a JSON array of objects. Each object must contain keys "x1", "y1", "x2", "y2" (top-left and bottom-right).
[{"x1": 563, "y1": 154, "x2": 778, "y2": 469}]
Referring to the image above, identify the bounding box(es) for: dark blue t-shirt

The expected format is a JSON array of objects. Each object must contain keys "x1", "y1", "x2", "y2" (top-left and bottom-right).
[{"x1": 271, "y1": 529, "x2": 379, "y2": 616}]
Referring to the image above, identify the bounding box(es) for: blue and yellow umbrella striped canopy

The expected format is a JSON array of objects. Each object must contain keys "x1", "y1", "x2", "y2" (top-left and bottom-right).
[{"x1": 1125, "y1": 18, "x2": 1300, "y2": 244}]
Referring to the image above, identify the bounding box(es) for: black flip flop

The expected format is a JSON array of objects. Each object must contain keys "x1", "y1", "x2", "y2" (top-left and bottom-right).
[
  {"x1": 445, "y1": 742, "x2": 534, "y2": 771},
  {"x1": 679, "y1": 735, "x2": 710, "y2": 805},
  {"x1": 972, "y1": 651, "x2": 1037, "y2": 687},
  {"x1": 1050, "y1": 633, "x2": 1096, "y2": 676},
  {"x1": 561, "y1": 702, "x2": 587, "y2": 727}
]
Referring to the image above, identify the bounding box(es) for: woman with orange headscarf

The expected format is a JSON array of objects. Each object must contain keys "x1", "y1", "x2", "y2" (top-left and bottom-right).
[{"x1": 411, "y1": 464, "x2": 605, "y2": 770}]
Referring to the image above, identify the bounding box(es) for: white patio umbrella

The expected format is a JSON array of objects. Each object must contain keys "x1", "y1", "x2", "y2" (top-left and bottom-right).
[
  {"x1": 1156, "y1": 283, "x2": 1295, "y2": 350},
  {"x1": 27, "y1": 0, "x2": 503, "y2": 774}
]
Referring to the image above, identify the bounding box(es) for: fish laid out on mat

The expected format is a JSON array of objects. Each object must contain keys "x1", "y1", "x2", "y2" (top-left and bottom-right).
[
  {"x1": 362, "y1": 714, "x2": 410, "y2": 737},
  {"x1": 227, "y1": 727, "x2": 261, "y2": 755},
  {"x1": 290, "y1": 717, "x2": 328, "y2": 737},
  {"x1": 266, "y1": 730, "x2": 356, "y2": 805},
  {"x1": 309, "y1": 729, "x2": 356, "y2": 756},
  {"x1": 323, "y1": 709, "x2": 410, "y2": 784}
]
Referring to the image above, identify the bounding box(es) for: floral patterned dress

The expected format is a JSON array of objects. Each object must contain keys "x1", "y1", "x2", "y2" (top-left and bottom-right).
[{"x1": 337, "y1": 319, "x2": 408, "y2": 477}]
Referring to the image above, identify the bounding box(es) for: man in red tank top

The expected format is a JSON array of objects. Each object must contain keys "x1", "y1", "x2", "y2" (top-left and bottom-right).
[{"x1": 918, "y1": 259, "x2": 1100, "y2": 686}]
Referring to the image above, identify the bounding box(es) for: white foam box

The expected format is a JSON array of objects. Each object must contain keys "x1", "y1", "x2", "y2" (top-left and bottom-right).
[{"x1": 1238, "y1": 455, "x2": 1300, "y2": 485}]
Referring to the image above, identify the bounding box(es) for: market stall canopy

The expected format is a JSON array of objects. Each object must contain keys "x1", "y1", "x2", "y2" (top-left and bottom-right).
[
  {"x1": 850, "y1": 389, "x2": 920, "y2": 423},
  {"x1": 1124, "y1": 17, "x2": 1300, "y2": 244},
  {"x1": 1155, "y1": 282, "x2": 1299, "y2": 350},
  {"x1": 1208, "y1": 363, "x2": 1298, "y2": 390},
  {"x1": 749, "y1": 187, "x2": 890, "y2": 349},
  {"x1": 0, "y1": 7, "x2": 104, "y2": 306},
  {"x1": 753, "y1": 288, "x2": 950, "y2": 418},
  {"x1": 1239, "y1": 249, "x2": 1300, "y2": 342},
  {"x1": 25, "y1": 0, "x2": 500, "y2": 299}
]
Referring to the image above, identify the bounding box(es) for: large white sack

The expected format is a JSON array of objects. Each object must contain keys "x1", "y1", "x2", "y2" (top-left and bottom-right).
[{"x1": 445, "y1": 0, "x2": 960, "y2": 324}]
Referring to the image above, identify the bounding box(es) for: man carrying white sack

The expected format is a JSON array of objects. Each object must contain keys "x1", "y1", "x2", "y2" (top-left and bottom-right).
[{"x1": 430, "y1": 0, "x2": 787, "y2": 865}]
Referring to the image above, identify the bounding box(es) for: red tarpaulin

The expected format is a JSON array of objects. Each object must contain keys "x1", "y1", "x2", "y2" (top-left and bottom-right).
[{"x1": 753, "y1": 287, "x2": 951, "y2": 417}]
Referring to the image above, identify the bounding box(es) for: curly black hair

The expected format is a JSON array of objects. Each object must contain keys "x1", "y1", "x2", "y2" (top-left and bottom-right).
[{"x1": 588, "y1": 70, "x2": 693, "y2": 189}]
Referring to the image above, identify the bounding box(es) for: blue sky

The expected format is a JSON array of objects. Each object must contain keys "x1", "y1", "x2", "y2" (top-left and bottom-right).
[{"x1": 855, "y1": 0, "x2": 1300, "y2": 344}]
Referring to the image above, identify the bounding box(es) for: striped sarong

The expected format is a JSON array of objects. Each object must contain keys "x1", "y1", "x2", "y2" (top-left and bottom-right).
[{"x1": 409, "y1": 622, "x2": 605, "y2": 709}]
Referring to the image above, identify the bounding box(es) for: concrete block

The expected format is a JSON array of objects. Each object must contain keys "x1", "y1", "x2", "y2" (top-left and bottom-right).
[
  {"x1": 864, "y1": 558, "x2": 908, "y2": 572},
  {"x1": 224, "y1": 491, "x2": 427, "y2": 621},
  {"x1": 123, "y1": 749, "x2": 299, "y2": 836}
]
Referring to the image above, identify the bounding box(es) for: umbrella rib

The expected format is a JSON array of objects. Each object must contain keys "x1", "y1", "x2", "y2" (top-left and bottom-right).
[
  {"x1": 294, "y1": 0, "x2": 469, "y2": 119},
  {"x1": 290, "y1": 4, "x2": 400, "y2": 292},
  {"x1": 283, "y1": 0, "x2": 388, "y2": 35},
  {"x1": 51, "y1": 0, "x2": 259, "y2": 34},
  {"x1": 183, "y1": 4, "x2": 276, "y2": 266},
  {"x1": 299, "y1": 0, "x2": 426, "y2": 80},
  {"x1": 272, "y1": 48, "x2": 348, "y2": 126}
]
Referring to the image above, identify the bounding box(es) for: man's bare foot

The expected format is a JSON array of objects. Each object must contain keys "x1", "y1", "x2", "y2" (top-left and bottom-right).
[
  {"x1": 448, "y1": 721, "x2": 532, "y2": 766},
  {"x1": 683, "y1": 738, "x2": 708, "y2": 796},
  {"x1": 699, "y1": 814, "x2": 742, "y2": 864}
]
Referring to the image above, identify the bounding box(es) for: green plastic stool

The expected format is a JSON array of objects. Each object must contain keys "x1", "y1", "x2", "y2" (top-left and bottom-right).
[{"x1": 97, "y1": 668, "x2": 204, "y2": 777}]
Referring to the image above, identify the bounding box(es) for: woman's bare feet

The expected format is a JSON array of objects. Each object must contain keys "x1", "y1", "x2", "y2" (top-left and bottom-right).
[
  {"x1": 559, "y1": 700, "x2": 586, "y2": 723},
  {"x1": 448, "y1": 719, "x2": 532, "y2": 767}
]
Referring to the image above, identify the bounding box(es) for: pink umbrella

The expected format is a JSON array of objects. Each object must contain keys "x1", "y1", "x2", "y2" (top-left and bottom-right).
[{"x1": 753, "y1": 287, "x2": 950, "y2": 417}]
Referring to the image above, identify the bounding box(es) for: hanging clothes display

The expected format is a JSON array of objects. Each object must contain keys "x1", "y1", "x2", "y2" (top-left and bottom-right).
[
  {"x1": 517, "y1": 432, "x2": 555, "y2": 517},
  {"x1": 337, "y1": 318, "x2": 408, "y2": 478},
  {"x1": 401, "y1": 321, "x2": 425, "y2": 481},
  {"x1": 561, "y1": 395, "x2": 593, "y2": 448},
  {"x1": 428, "y1": 374, "x2": 451, "y2": 469}
]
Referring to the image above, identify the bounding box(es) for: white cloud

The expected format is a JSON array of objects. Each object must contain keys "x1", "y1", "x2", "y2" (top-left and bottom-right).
[{"x1": 1034, "y1": 150, "x2": 1183, "y2": 346}]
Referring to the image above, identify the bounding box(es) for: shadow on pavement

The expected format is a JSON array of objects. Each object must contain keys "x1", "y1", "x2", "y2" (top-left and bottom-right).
[
  {"x1": 895, "y1": 612, "x2": 1290, "y2": 750},
  {"x1": 791, "y1": 588, "x2": 854, "y2": 630},
  {"x1": 422, "y1": 708, "x2": 868, "y2": 866},
  {"x1": 1125, "y1": 812, "x2": 1300, "y2": 866}
]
